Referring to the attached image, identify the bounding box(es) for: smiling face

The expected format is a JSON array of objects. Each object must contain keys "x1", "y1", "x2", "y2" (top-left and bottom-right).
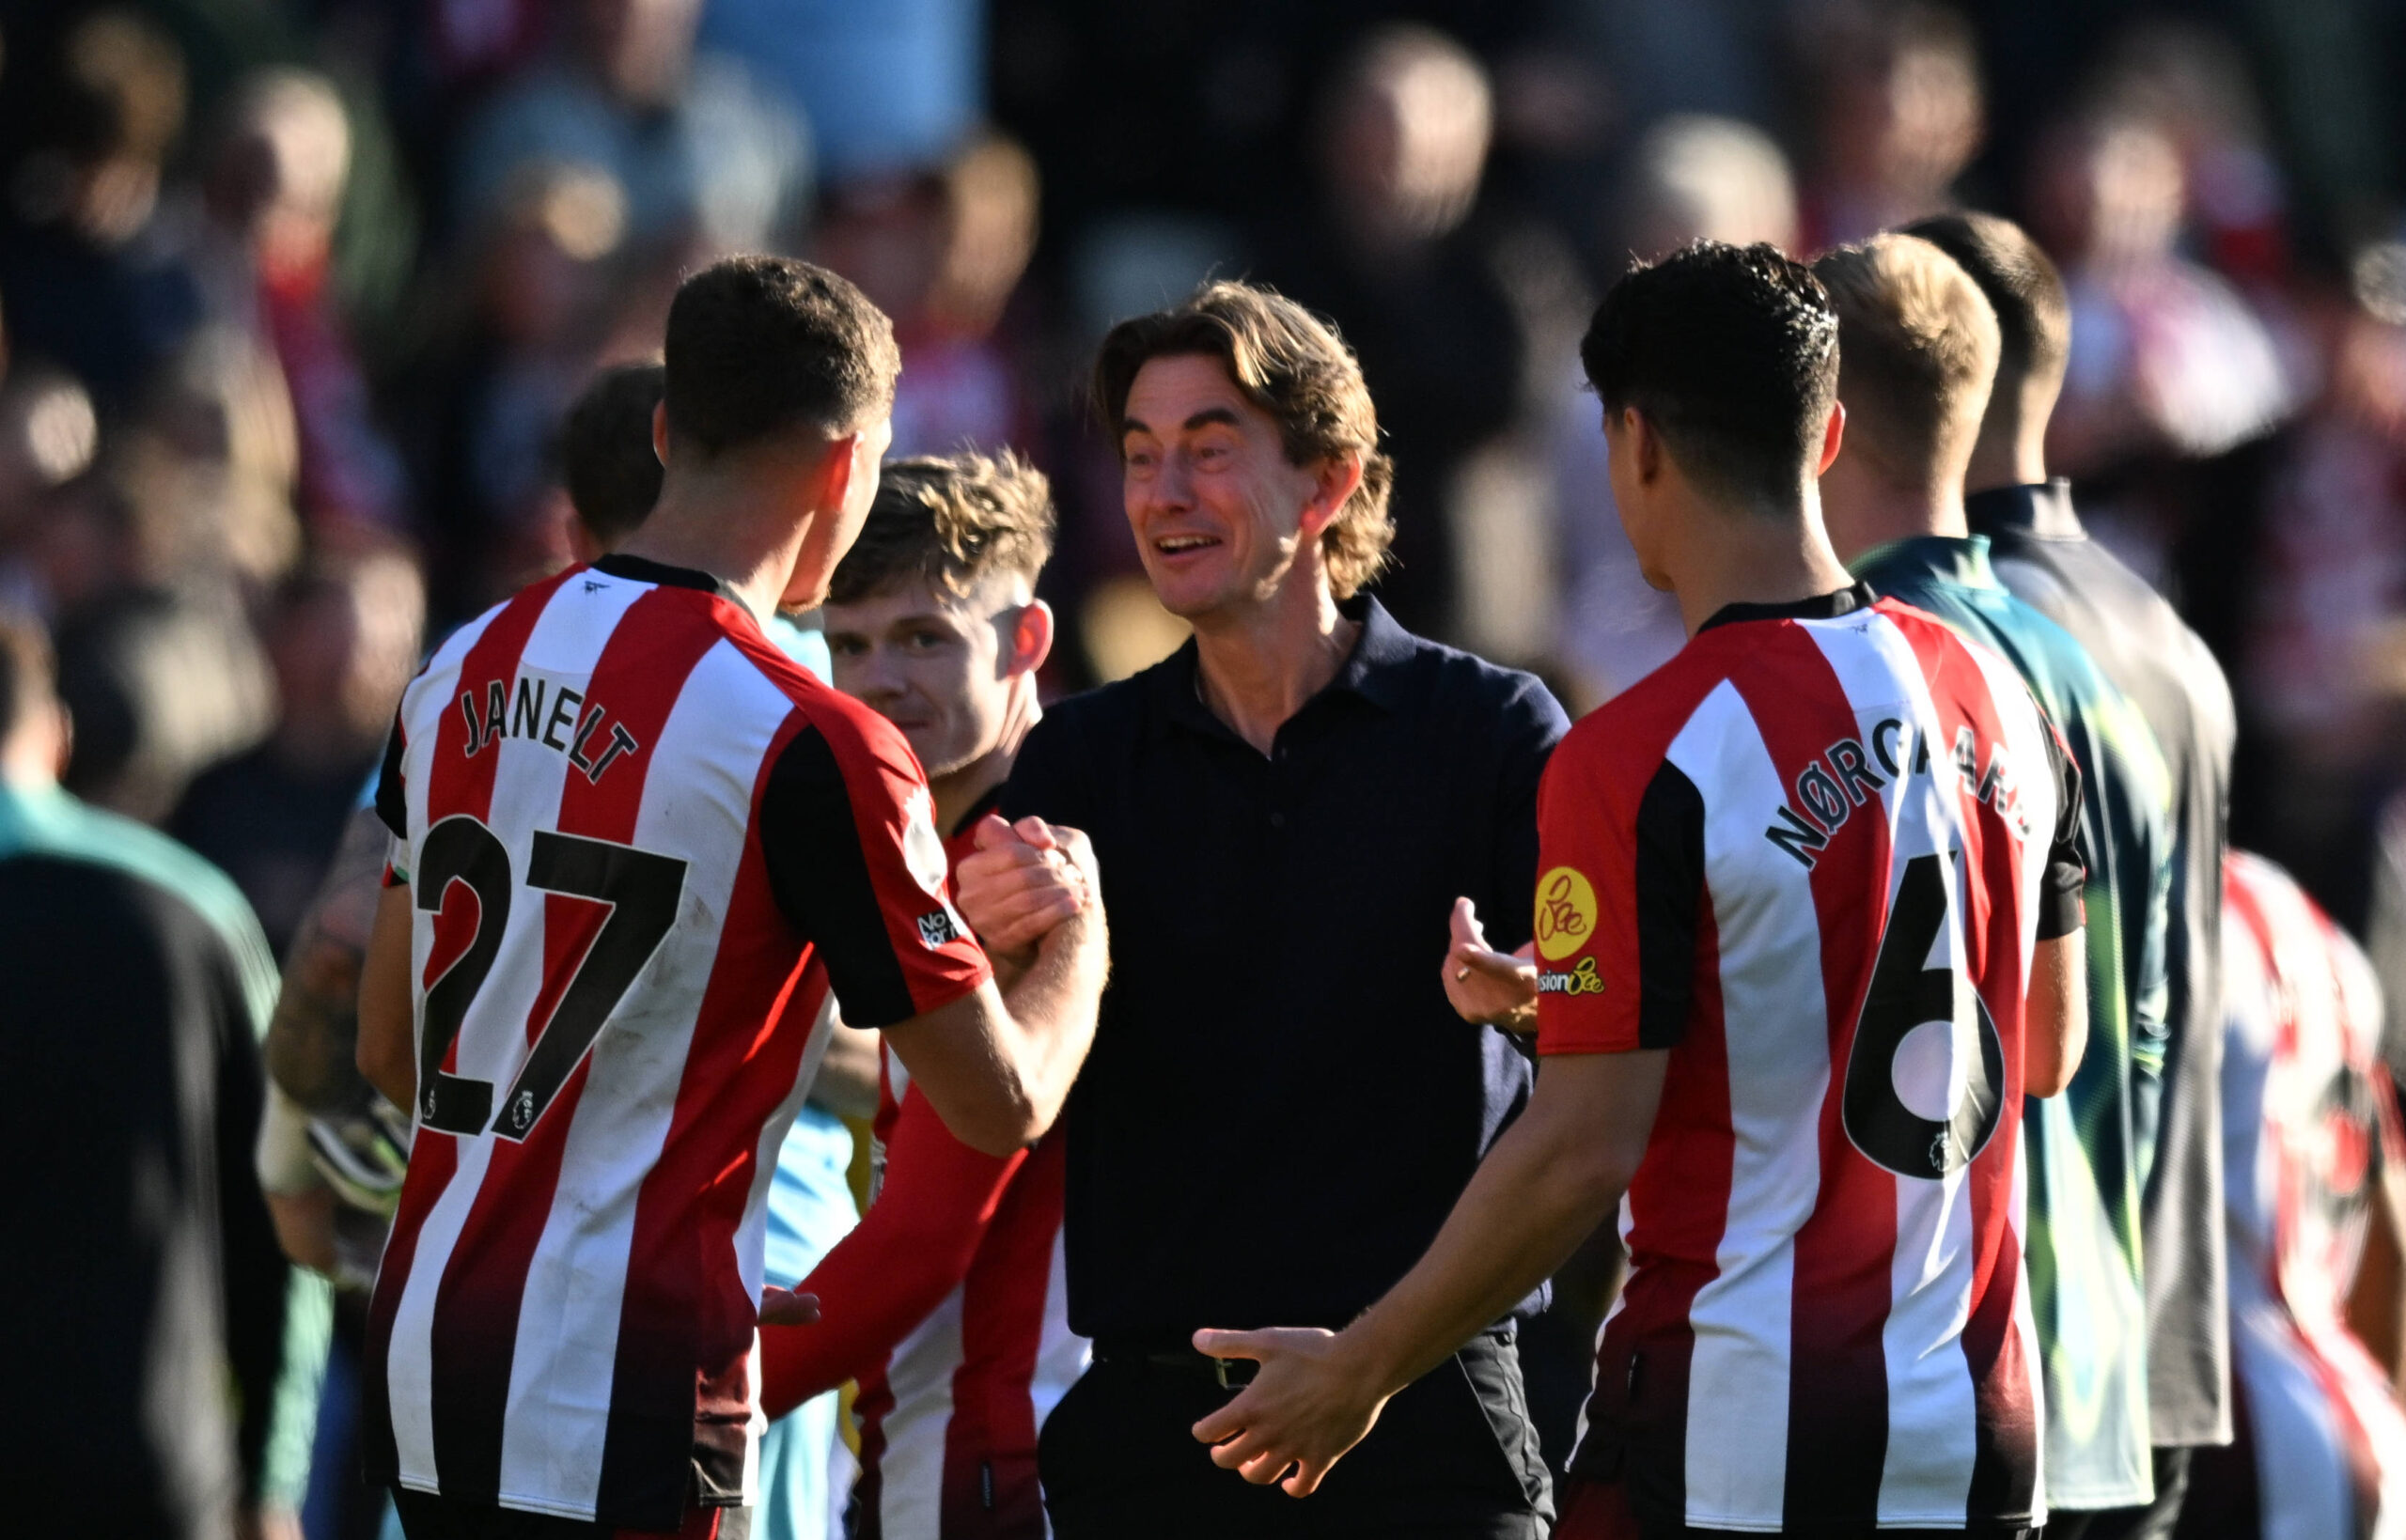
[
  {"x1": 1118, "y1": 353, "x2": 1334, "y2": 622},
  {"x1": 824, "y1": 574, "x2": 1028, "y2": 780}
]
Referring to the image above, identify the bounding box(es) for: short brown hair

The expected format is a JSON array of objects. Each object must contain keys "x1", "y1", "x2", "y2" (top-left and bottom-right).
[
  {"x1": 1901, "y1": 210, "x2": 2071, "y2": 401},
  {"x1": 827, "y1": 450, "x2": 1056, "y2": 606},
  {"x1": 1092, "y1": 281, "x2": 1395, "y2": 599},
  {"x1": 557, "y1": 362, "x2": 664, "y2": 548},
  {"x1": 664, "y1": 256, "x2": 899, "y2": 454},
  {"x1": 1813, "y1": 234, "x2": 1999, "y2": 481}
]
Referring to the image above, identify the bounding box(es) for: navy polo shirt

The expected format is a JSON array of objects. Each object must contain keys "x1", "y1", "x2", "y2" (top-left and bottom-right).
[{"x1": 1001, "y1": 596, "x2": 1568, "y2": 1342}]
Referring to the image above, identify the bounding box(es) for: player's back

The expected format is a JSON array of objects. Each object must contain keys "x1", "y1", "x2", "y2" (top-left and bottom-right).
[
  {"x1": 1540, "y1": 588, "x2": 2080, "y2": 1535},
  {"x1": 364, "y1": 554, "x2": 989, "y2": 1529}
]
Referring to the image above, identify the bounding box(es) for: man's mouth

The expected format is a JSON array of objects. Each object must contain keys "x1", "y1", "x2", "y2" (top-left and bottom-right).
[{"x1": 1154, "y1": 535, "x2": 1221, "y2": 556}]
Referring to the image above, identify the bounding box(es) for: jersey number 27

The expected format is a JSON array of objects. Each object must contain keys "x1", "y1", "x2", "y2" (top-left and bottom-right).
[{"x1": 414, "y1": 813, "x2": 689, "y2": 1141}]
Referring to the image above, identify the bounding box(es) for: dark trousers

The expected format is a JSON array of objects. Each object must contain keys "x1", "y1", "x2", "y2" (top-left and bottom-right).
[
  {"x1": 2053, "y1": 1448, "x2": 2195, "y2": 1540},
  {"x1": 1039, "y1": 1330, "x2": 1552, "y2": 1538}
]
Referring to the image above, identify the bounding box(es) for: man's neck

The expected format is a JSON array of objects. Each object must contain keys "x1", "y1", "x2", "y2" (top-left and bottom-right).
[
  {"x1": 615, "y1": 471, "x2": 806, "y2": 625},
  {"x1": 931, "y1": 686, "x2": 1041, "y2": 836},
  {"x1": 1191, "y1": 570, "x2": 1358, "y2": 755},
  {"x1": 1839, "y1": 479, "x2": 1973, "y2": 564},
  {"x1": 1964, "y1": 427, "x2": 2049, "y2": 496},
  {"x1": 1672, "y1": 491, "x2": 1857, "y2": 637}
]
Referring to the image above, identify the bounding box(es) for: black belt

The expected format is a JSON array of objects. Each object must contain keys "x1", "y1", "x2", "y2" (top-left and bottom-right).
[
  {"x1": 1091, "y1": 1323, "x2": 1516, "y2": 1390},
  {"x1": 1090, "y1": 1338, "x2": 1259, "y2": 1388}
]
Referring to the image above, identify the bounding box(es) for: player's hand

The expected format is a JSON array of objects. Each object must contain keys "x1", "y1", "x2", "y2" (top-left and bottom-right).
[
  {"x1": 1188, "y1": 1327, "x2": 1389, "y2": 1497},
  {"x1": 1444, "y1": 898, "x2": 1539, "y2": 1030},
  {"x1": 758, "y1": 1285, "x2": 820, "y2": 1327},
  {"x1": 955, "y1": 816, "x2": 1095, "y2": 960}
]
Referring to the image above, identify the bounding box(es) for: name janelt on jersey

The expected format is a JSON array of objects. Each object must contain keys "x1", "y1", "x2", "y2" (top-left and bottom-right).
[
  {"x1": 456, "y1": 672, "x2": 641, "y2": 783},
  {"x1": 1766, "y1": 716, "x2": 2033, "y2": 869}
]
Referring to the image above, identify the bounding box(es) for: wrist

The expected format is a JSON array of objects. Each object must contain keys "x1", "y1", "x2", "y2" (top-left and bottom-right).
[{"x1": 1334, "y1": 1310, "x2": 1415, "y2": 1403}]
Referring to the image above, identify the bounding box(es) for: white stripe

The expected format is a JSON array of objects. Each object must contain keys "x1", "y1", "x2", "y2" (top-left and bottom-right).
[
  {"x1": 879, "y1": 1289, "x2": 966, "y2": 1540},
  {"x1": 1665, "y1": 679, "x2": 1826, "y2": 1529},
  {"x1": 496, "y1": 636, "x2": 798, "y2": 1512},
  {"x1": 391, "y1": 579, "x2": 610, "y2": 1491},
  {"x1": 1812, "y1": 615, "x2": 1987, "y2": 1522}
]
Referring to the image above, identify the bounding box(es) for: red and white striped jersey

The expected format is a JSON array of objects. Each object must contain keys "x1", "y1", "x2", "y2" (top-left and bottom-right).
[
  {"x1": 1537, "y1": 585, "x2": 2084, "y2": 1535},
  {"x1": 2220, "y1": 850, "x2": 2406, "y2": 1538},
  {"x1": 365, "y1": 554, "x2": 990, "y2": 1530},
  {"x1": 758, "y1": 795, "x2": 1085, "y2": 1540}
]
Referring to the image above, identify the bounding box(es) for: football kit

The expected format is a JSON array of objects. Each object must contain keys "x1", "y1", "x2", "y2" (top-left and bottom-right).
[
  {"x1": 367, "y1": 553, "x2": 989, "y2": 1530},
  {"x1": 1538, "y1": 585, "x2": 2084, "y2": 1535},
  {"x1": 761, "y1": 791, "x2": 1086, "y2": 1540},
  {"x1": 1854, "y1": 535, "x2": 2176, "y2": 1510},
  {"x1": 2207, "y1": 852, "x2": 2406, "y2": 1539}
]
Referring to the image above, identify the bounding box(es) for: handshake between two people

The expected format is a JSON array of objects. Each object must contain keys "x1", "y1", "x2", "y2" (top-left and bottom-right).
[{"x1": 758, "y1": 812, "x2": 1101, "y2": 1331}]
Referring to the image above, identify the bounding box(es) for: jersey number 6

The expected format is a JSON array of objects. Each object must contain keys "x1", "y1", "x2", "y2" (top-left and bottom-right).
[
  {"x1": 414, "y1": 814, "x2": 689, "y2": 1140},
  {"x1": 1841, "y1": 849, "x2": 2005, "y2": 1179}
]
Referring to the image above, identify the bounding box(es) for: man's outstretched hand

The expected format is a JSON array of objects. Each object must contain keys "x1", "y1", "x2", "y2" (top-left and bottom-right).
[
  {"x1": 758, "y1": 1285, "x2": 820, "y2": 1327},
  {"x1": 954, "y1": 815, "x2": 1098, "y2": 965},
  {"x1": 1443, "y1": 897, "x2": 1538, "y2": 1031},
  {"x1": 1187, "y1": 1327, "x2": 1391, "y2": 1498}
]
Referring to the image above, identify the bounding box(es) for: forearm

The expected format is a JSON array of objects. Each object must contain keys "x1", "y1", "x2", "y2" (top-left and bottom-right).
[
  {"x1": 357, "y1": 884, "x2": 416, "y2": 1110},
  {"x1": 1340, "y1": 1102, "x2": 1627, "y2": 1398},
  {"x1": 995, "y1": 909, "x2": 1106, "y2": 1137}
]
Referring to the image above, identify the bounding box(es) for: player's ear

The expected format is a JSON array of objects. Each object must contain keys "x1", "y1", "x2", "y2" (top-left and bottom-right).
[
  {"x1": 1008, "y1": 599, "x2": 1055, "y2": 679},
  {"x1": 1625, "y1": 406, "x2": 1664, "y2": 485},
  {"x1": 650, "y1": 401, "x2": 670, "y2": 467},
  {"x1": 1817, "y1": 400, "x2": 1847, "y2": 476}
]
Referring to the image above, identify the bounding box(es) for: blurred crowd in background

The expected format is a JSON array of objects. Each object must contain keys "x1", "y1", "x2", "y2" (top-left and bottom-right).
[{"x1": 5, "y1": 0, "x2": 2406, "y2": 963}]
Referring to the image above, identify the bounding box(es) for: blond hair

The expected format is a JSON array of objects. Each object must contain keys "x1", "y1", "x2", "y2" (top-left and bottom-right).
[
  {"x1": 827, "y1": 449, "x2": 1055, "y2": 605},
  {"x1": 1813, "y1": 233, "x2": 2000, "y2": 485}
]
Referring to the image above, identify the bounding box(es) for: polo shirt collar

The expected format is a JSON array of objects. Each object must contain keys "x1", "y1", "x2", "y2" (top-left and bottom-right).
[
  {"x1": 1149, "y1": 593, "x2": 1417, "y2": 741},
  {"x1": 1851, "y1": 534, "x2": 2001, "y2": 592},
  {"x1": 1698, "y1": 580, "x2": 1877, "y2": 633},
  {"x1": 1964, "y1": 477, "x2": 2084, "y2": 541}
]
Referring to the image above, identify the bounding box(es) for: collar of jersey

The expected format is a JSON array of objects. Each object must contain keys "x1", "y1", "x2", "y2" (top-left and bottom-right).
[
  {"x1": 1964, "y1": 477, "x2": 2083, "y2": 541},
  {"x1": 1850, "y1": 534, "x2": 2000, "y2": 594},
  {"x1": 1697, "y1": 580, "x2": 1876, "y2": 633},
  {"x1": 1153, "y1": 592, "x2": 1417, "y2": 742},
  {"x1": 589, "y1": 552, "x2": 738, "y2": 602}
]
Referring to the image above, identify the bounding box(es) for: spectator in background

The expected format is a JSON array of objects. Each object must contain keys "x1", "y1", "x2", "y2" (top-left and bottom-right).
[
  {"x1": 1550, "y1": 117, "x2": 1798, "y2": 710},
  {"x1": 172, "y1": 549, "x2": 424, "y2": 957},
  {"x1": 450, "y1": 0, "x2": 811, "y2": 264},
  {"x1": 1256, "y1": 23, "x2": 1582, "y2": 648},
  {"x1": 1922, "y1": 208, "x2": 2242, "y2": 1540},
  {"x1": 0, "y1": 611, "x2": 318, "y2": 1538},
  {"x1": 815, "y1": 133, "x2": 1041, "y2": 460},
  {"x1": 2027, "y1": 108, "x2": 2295, "y2": 496},
  {"x1": 195, "y1": 69, "x2": 409, "y2": 533},
  {"x1": 1793, "y1": 0, "x2": 1985, "y2": 249},
  {"x1": 0, "y1": 8, "x2": 203, "y2": 418},
  {"x1": 700, "y1": 0, "x2": 983, "y2": 179}
]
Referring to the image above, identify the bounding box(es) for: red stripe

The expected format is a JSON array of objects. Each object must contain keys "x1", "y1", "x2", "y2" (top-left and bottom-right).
[
  {"x1": 364, "y1": 568, "x2": 575, "y2": 1483},
  {"x1": 940, "y1": 1135, "x2": 1067, "y2": 1536},
  {"x1": 598, "y1": 692, "x2": 826, "y2": 1524},
  {"x1": 1883, "y1": 604, "x2": 2039, "y2": 1519},
  {"x1": 425, "y1": 587, "x2": 725, "y2": 1500},
  {"x1": 1726, "y1": 622, "x2": 1899, "y2": 1528}
]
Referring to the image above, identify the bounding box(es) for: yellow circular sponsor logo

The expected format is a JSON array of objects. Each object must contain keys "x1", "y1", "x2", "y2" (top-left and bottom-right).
[{"x1": 1534, "y1": 865, "x2": 1599, "y2": 962}]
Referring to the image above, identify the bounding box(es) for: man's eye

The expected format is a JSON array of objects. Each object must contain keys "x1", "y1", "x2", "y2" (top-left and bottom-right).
[
  {"x1": 829, "y1": 639, "x2": 867, "y2": 658},
  {"x1": 906, "y1": 630, "x2": 946, "y2": 650}
]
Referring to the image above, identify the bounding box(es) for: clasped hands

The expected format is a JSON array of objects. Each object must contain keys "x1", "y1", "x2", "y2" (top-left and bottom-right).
[{"x1": 953, "y1": 813, "x2": 1101, "y2": 967}]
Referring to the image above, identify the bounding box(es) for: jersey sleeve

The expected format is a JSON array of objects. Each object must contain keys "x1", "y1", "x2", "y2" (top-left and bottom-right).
[
  {"x1": 758, "y1": 1081, "x2": 1023, "y2": 1419},
  {"x1": 373, "y1": 712, "x2": 407, "y2": 845},
  {"x1": 2035, "y1": 711, "x2": 2087, "y2": 941},
  {"x1": 759, "y1": 708, "x2": 992, "y2": 1029},
  {"x1": 1534, "y1": 729, "x2": 1706, "y2": 1057}
]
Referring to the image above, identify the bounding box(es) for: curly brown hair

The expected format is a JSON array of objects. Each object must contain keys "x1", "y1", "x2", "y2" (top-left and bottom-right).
[
  {"x1": 827, "y1": 449, "x2": 1056, "y2": 606},
  {"x1": 1092, "y1": 280, "x2": 1396, "y2": 599}
]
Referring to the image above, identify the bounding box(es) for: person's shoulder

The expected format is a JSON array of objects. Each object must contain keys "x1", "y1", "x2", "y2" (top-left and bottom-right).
[
  {"x1": 19, "y1": 792, "x2": 271, "y2": 967},
  {"x1": 1030, "y1": 657, "x2": 1173, "y2": 741},
  {"x1": 1401, "y1": 630, "x2": 1567, "y2": 723},
  {"x1": 1552, "y1": 646, "x2": 1726, "y2": 779}
]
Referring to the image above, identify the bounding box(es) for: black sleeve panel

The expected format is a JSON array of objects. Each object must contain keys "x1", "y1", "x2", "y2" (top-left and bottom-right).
[
  {"x1": 759, "y1": 725, "x2": 918, "y2": 1029},
  {"x1": 374, "y1": 712, "x2": 407, "y2": 842},
  {"x1": 2036, "y1": 711, "x2": 2088, "y2": 942},
  {"x1": 1635, "y1": 760, "x2": 1708, "y2": 1050}
]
